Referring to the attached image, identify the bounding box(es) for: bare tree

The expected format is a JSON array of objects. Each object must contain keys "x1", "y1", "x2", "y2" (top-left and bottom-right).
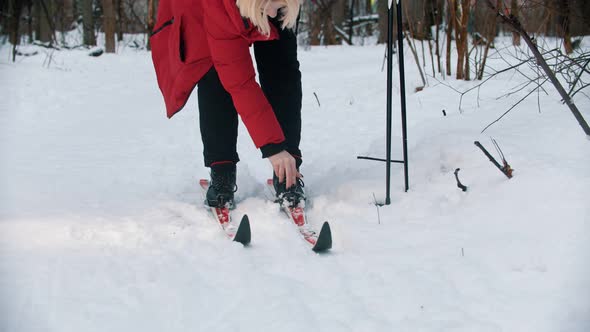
[
  {"x1": 25, "y1": 0, "x2": 33, "y2": 42},
  {"x1": 115, "y1": 0, "x2": 123, "y2": 41},
  {"x1": 8, "y1": 0, "x2": 24, "y2": 61},
  {"x1": 61, "y1": 0, "x2": 75, "y2": 31},
  {"x1": 476, "y1": 1, "x2": 497, "y2": 80},
  {"x1": 8, "y1": 0, "x2": 23, "y2": 44},
  {"x1": 480, "y1": 0, "x2": 590, "y2": 136},
  {"x1": 146, "y1": 0, "x2": 155, "y2": 49},
  {"x1": 510, "y1": 0, "x2": 520, "y2": 46},
  {"x1": 433, "y1": 0, "x2": 443, "y2": 74},
  {"x1": 555, "y1": 0, "x2": 573, "y2": 54},
  {"x1": 102, "y1": 0, "x2": 116, "y2": 52},
  {"x1": 446, "y1": 0, "x2": 454, "y2": 76},
  {"x1": 308, "y1": 0, "x2": 339, "y2": 45},
  {"x1": 365, "y1": 0, "x2": 373, "y2": 36},
  {"x1": 82, "y1": 0, "x2": 96, "y2": 46},
  {"x1": 403, "y1": 2, "x2": 427, "y2": 88},
  {"x1": 454, "y1": 0, "x2": 469, "y2": 80},
  {"x1": 377, "y1": 0, "x2": 386, "y2": 43},
  {"x1": 38, "y1": 0, "x2": 54, "y2": 43}
]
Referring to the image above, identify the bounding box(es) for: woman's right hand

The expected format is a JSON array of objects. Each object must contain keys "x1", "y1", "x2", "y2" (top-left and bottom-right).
[{"x1": 268, "y1": 150, "x2": 300, "y2": 189}]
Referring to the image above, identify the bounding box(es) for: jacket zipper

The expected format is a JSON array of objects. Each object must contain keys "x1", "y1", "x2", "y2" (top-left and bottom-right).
[{"x1": 151, "y1": 18, "x2": 174, "y2": 37}]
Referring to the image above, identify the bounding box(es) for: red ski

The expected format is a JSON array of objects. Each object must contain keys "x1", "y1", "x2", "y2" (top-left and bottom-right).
[
  {"x1": 199, "y1": 179, "x2": 250, "y2": 245},
  {"x1": 266, "y1": 179, "x2": 332, "y2": 252}
]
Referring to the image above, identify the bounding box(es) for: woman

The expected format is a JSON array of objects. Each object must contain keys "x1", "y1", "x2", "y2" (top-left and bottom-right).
[{"x1": 150, "y1": 0, "x2": 304, "y2": 208}]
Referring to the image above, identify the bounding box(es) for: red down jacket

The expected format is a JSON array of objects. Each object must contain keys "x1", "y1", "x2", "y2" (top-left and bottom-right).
[{"x1": 150, "y1": 0, "x2": 285, "y2": 149}]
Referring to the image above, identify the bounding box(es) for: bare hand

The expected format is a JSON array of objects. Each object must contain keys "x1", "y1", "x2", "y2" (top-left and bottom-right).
[{"x1": 268, "y1": 150, "x2": 301, "y2": 189}]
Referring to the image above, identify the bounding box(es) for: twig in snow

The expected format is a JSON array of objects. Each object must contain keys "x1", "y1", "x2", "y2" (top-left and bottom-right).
[
  {"x1": 373, "y1": 193, "x2": 382, "y2": 224},
  {"x1": 454, "y1": 168, "x2": 468, "y2": 192},
  {"x1": 474, "y1": 140, "x2": 513, "y2": 179},
  {"x1": 491, "y1": 139, "x2": 506, "y2": 165},
  {"x1": 313, "y1": 92, "x2": 321, "y2": 107},
  {"x1": 491, "y1": 138, "x2": 513, "y2": 178}
]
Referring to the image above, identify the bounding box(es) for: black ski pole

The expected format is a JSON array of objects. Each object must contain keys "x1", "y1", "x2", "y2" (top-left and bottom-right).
[
  {"x1": 385, "y1": 1, "x2": 394, "y2": 205},
  {"x1": 396, "y1": 0, "x2": 409, "y2": 192}
]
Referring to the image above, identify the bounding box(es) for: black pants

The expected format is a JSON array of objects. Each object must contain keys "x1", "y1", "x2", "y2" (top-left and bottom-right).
[{"x1": 197, "y1": 20, "x2": 302, "y2": 168}]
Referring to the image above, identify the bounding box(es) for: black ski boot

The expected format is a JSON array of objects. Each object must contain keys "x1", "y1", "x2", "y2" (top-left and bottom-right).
[
  {"x1": 273, "y1": 173, "x2": 305, "y2": 207},
  {"x1": 206, "y1": 163, "x2": 237, "y2": 208}
]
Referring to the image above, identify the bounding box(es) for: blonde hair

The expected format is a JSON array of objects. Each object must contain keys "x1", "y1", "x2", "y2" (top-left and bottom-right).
[{"x1": 235, "y1": 0, "x2": 300, "y2": 37}]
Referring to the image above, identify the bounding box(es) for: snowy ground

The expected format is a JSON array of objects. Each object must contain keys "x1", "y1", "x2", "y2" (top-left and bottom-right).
[{"x1": 1, "y1": 36, "x2": 589, "y2": 332}]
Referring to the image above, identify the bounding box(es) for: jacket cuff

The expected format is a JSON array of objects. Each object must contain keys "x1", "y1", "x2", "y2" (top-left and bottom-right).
[{"x1": 261, "y1": 141, "x2": 287, "y2": 158}]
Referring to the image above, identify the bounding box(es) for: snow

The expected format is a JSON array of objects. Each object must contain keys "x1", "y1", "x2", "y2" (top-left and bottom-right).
[{"x1": 1, "y1": 36, "x2": 589, "y2": 332}]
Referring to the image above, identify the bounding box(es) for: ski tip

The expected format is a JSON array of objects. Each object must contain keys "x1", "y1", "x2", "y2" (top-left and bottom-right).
[
  {"x1": 199, "y1": 179, "x2": 209, "y2": 188},
  {"x1": 233, "y1": 214, "x2": 251, "y2": 245},
  {"x1": 312, "y1": 221, "x2": 332, "y2": 252},
  {"x1": 266, "y1": 178, "x2": 273, "y2": 186}
]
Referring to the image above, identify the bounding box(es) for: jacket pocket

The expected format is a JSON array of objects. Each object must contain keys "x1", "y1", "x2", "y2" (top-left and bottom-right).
[
  {"x1": 151, "y1": 18, "x2": 173, "y2": 37},
  {"x1": 150, "y1": 15, "x2": 185, "y2": 96}
]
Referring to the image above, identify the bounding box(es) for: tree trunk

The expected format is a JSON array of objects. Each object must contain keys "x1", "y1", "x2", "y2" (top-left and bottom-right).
[
  {"x1": 82, "y1": 0, "x2": 96, "y2": 46},
  {"x1": 9, "y1": 0, "x2": 24, "y2": 45},
  {"x1": 454, "y1": 0, "x2": 463, "y2": 79},
  {"x1": 434, "y1": 0, "x2": 442, "y2": 74},
  {"x1": 543, "y1": 0, "x2": 553, "y2": 36},
  {"x1": 9, "y1": 0, "x2": 23, "y2": 61},
  {"x1": 556, "y1": 0, "x2": 573, "y2": 54},
  {"x1": 405, "y1": 32, "x2": 427, "y2": 88},
  {"x1": 332, "y1": 0, "x2": 346, "y2": 30},
  {"x1": 511, "y1": 0, "x2": 520, "y2": 46},
  {"x1": 63, "y1": 0, "x2": 74, "y2": 30},
  {"x1": 454, "y1": 0, "x2": 469, "y2": 80},
  {"x1": 34, "y1": 0, "x2": 41, "y2": 40},
  {"x1": 464, "y1": 44, "x2": 470, "y2": 80},
  {"x1": 38, "y1": 0, "x2": 53, "y2": 42},
  {"x1": 323, "y1": 10, "x2": 338, "y2": 45},
  {"x1": 347, "y1": 0, "x2": 354, "y2": 44},
  {"x1": 102, "y1": 0, "x2": 116, "y2": 52},
  {"x1": 365, "y1": 0, "x2": 373, "y2": 36},
  {"x1": 308, "y1": 1, "x2": 339, "y2": 45},
  {"x1": 310, "y1": 6, "x2": 322, "y2": 45},
  {"x1": 477, "y1": 1, "x2": 497, "y2": 80},
  {"x1": 377, "y1": 0, "x2": 388, "y2": 44},
  {"x1": 115, "y1": 0, "x2": 123, "y2": 41},
  {"x1": 147, "y1": 0, "x2": 155, "y2": 49},
  {"x1": 27, "y1": 0, "x2": 34, "y2": 42},
  {"x1": 0, "y1": 1, "x2": 6, "y2": 33},
  {"x1": 446, "y1": 0, "x2": 454, "y2": 76}
]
